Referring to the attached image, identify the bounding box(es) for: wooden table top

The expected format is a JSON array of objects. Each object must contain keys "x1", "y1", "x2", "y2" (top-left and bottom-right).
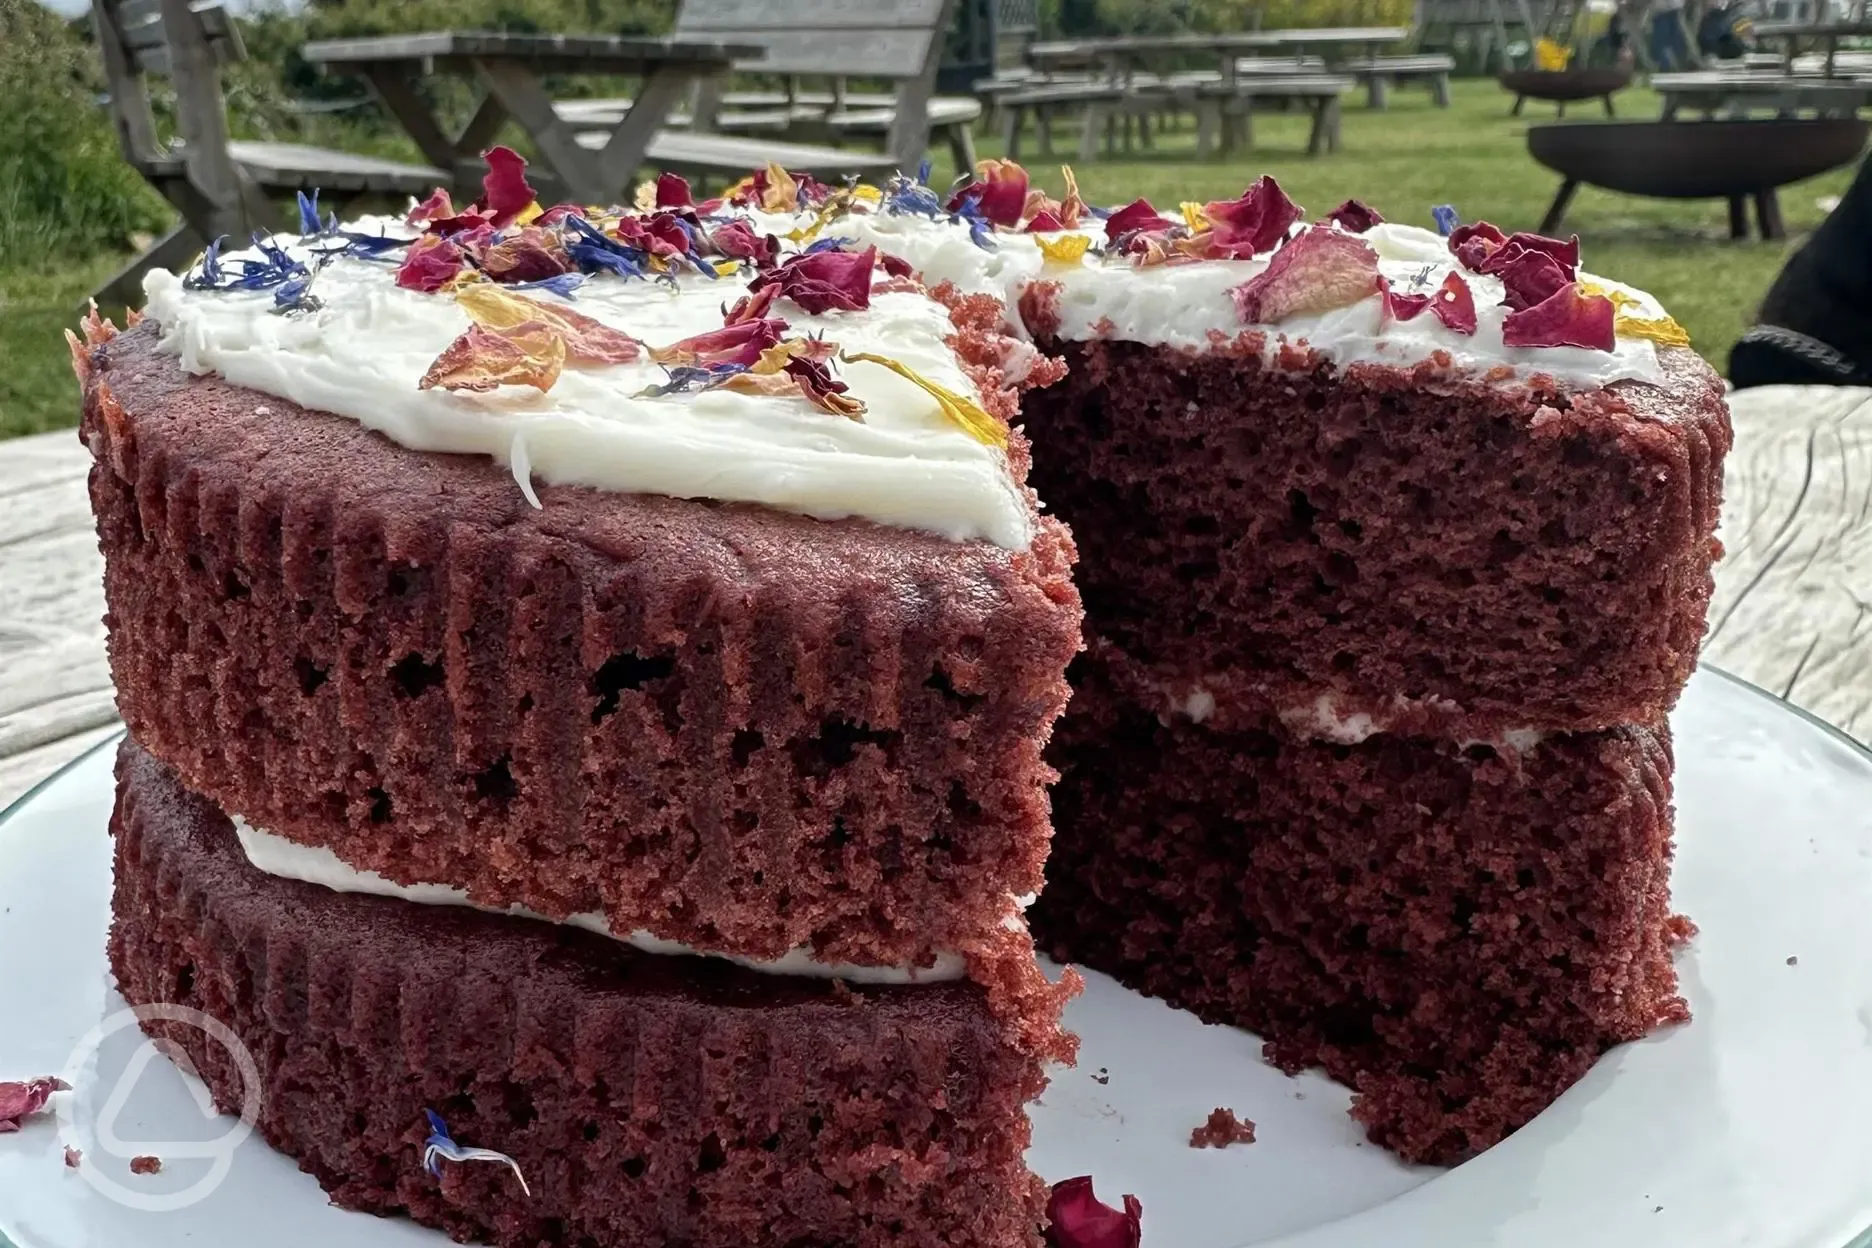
[
  {"x1": 301, "y1": 31, "x2": 762, "y2": 72},
  {"x1": 3, "y1": 383, "x2": 1867, "y2": 807},
  {"x1": 1030, "y1": 27, "x2": 1409, "y2": 60}
]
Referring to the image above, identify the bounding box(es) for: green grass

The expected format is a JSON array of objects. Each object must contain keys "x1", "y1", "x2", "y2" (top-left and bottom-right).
[{"x1": 0, "y1": 76, "x2": 1855, "y2": 441}]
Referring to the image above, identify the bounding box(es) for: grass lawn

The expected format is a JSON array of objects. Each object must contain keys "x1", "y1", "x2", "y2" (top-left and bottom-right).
[{"x1": 0, "y1": 77, "x2": 1855, "y2": 441}]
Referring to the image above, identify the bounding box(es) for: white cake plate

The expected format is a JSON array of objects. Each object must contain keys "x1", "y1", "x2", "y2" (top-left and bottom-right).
[{"x1": 2, "y1": 668, "x2": 1871, "y2": 1248}]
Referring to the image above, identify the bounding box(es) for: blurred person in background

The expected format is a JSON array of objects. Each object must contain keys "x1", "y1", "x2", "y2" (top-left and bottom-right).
[{"x1": 1648, "y1": 0, "x2": 1694, "y2": 68}]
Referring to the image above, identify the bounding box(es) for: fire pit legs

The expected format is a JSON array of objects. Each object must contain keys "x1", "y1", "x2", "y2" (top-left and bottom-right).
[
  {"x1": 1728, "y1": 196, "x2": 1750, "y2": 239},
  {"x1": 1754, "y1": 189, "x2": 1785, "y2": 240},
  {"x1": 1540, "y1": 177, "x2": 1581, "y2": 235}
]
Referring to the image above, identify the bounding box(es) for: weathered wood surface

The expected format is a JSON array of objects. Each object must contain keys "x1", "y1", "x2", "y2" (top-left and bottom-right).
[{"x1": 1, "y1": 383, "x2": 1867, "y2": 806}]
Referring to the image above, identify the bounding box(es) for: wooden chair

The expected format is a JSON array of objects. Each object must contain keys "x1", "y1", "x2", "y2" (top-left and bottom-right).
[
  {"x1": 556, "y1": 0, "x2": 979, "y2": 181},
  {"x1": 89, "y1": 0, "x2": 445, "y2": 311}
]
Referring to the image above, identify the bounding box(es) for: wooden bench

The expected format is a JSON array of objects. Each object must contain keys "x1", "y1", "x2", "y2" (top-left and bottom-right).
[
  {"x1": 1192, "y1": 74, "x2": 1352, "y2": 157},
  {"x1": 1653, "y1": 71, "x2": 1872, "y2": 120},
  {"x1": 997, "y1": 79, "x2": 1130, "y2": 162},
  {"x1": 556, "y1": 0, "x2": 979, "y2": 179},
  {"x1": 1337, "y1": 53, "x2": 1455, "y2": 109},
  {"x1": 89, "y1": 0, "x2": 444, "y2": 313}
]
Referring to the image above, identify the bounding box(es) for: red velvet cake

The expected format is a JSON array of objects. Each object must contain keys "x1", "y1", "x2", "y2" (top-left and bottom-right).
[{"x1": 827, "y1": 166, "x2": 1727, "y2": 1163}]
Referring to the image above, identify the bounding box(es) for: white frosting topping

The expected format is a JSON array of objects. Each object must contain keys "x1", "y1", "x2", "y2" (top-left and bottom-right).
[
  {"x1": 143, "y1": 220, "x2": 1033, "y2": 550},
  {"x1": 825, "y1": 213, "x2": 1671, "y2": 390},
  {"x1": 231, "y1": 817, "x2": 966, "y2": 984}
]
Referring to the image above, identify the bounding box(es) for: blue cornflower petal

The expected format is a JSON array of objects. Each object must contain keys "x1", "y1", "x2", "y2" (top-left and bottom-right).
[
  {"x1": 296, "y1": 190, "x2": 321, "y2": 237},
  {"x1": 507, "y1": 272, "x2": 587, "y2": 299},
  {"x1": 1432, "y1": 204, "x2": 1460, "y2": 237}
]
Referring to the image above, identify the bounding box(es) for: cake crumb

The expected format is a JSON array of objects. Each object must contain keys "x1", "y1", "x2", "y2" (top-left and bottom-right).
[
  {"x1": 1091, "y1": 1068, "x2": 1109, "y2": 1085},
  {"x1": 63, "y1": 1146, "x2": 82, "y2": 1168},
  {"x1": 1188, "y1": 1107, "x2": 1256, "y2": 1149},
  {"x1": 130, "y1": 1155, "x2": 162, "y2": 1175},
  {"x1": 1786, "y1": 955, "x2": 1799, "y2": 966}
]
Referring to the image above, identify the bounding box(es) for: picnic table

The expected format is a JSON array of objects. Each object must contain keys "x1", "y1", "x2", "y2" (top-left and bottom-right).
[
  {"x1": 1027, "y1": 26, "x2": 1410, "y2": 83},
  {"x1": 1753, "y1": 20, "x2": 1872, "y2": 77},
  {"x1": 300, "y1": 32, "x2": 761, "y2": 206},
  {"x1": 6, "y1": 383, "x2": 1869, "y2": 805}
]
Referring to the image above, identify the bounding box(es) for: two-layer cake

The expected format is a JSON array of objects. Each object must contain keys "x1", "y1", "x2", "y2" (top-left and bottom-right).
[{"x1": 74, "y1": 153, "x2": 1729, "y2": 1243}]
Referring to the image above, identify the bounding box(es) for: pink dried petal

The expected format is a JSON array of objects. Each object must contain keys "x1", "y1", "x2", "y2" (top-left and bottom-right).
[
  {"x1": 130, "y1": 1156, "x2": 162, "y2": 1175},
  {"x1": 1203, "y1": 175, "x2": 1302, "y2": 258},
  {"x1": 652, "y1": 318, "x2": 787, "y2": 367},
  {"x1": 1380, "y1": 272, "x2": 1476, "y2": 335},
  {"x1": 723, "y1": 284, "x2": 779, "y2": 325},
  {"x1": 1448, "y1": 221, "x2": 1508, "y2": 272},
  {"x1": 655, "y1": 172, "x2": 694, "y2": 208},
  {"x1": 710, "y1": 220, "x2": 776, "y2": 264},
  {"x1": 1478, "y1": 231, "x2": 1579, "y2": 277},
  {"x1": 395, "y1": 235, "x2": 464, "y2": 293},
  {"x1": 1103, "y1": 198, "x2": 1168, "y2": 245},
  {"x1": 535, "y1": 203, "x2": 588, "y2": 226},
  {"x1": 1045, "y1": 1176, "x2": 1141, "y2": 1248},
  {"x1": 1324, "y1": 199, "x2": 1384, "y2": 233},
  {"x1": 475, "y1": 146, "x2": 536, "y2": 228},
  {"x1": 1487, "y1": 242, "x2": 1572, "y2": 312},
  {"x1": 1026, "y1": 211, "x2": 1066, "y2": 233},
  {"x1": 876, "y1": 252, "x2": 913, "y2": 278},
  {"x1": 0, "y1": 1077, "x2": 66, "y2": 1133},
  {"x1": 785, "y1": 354, "x2": 864, "y2": 419},
  {"x1": 1230, "y1": 228, "x2": 1381, "y2": 323},
  {"x1": 475, "y1": 228, "x2": 572, "y2": 283},
  {"x1": 1502, "y1": 283, "x2": 1615, "y2": 350},
  {"x1": 428, "y1": 210, "x2": 497, "y2": 239},
  {"x1": 750, "y1": 245, "x2": 876, "y2": 314},
  {"x1": 406, "y1": 187, "x2": 454, "y2": 226},
  {"x1": 947, "y1": 159, "x2": 1029, "y2": 227}
]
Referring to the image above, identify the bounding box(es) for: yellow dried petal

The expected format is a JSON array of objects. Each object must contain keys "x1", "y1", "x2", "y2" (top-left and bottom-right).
[
  {"x1": 456, "y1": 285, "x2": 641, "y2": 364},
  {"x1": 714, "y1": 259, "x2": 742, "y2": 277},
  {"x1": 852, "y1": 184, "x2": 882, "y2": 204},
  {"x1": 419, "y1": 322, "x2": 565, "y2": 393},
  {"x1": 1036, "y1": 234, "x2": 1092, "y2": 265},
  {"x1": 785, "y1": 190, "x2": 854, "y2": 244},
  {"x1": 1580, "y1": 281, "x2": 1691, "y2": 347},
  {"x1": 633, "y1": 181, "x2": 659, "y2": 212},
  {"x1": 761, "y1": 162, "x2": 800, "y2": 213},
  {"x1": 841, "y1": 351, "x2": 1005, "y2": 448},
  {"x1": 1181, "y1": 201, "x2": 1209, "y2": 232},
  {"x1": 512, "y1": 200, "x2": 544, "y2": 226}
]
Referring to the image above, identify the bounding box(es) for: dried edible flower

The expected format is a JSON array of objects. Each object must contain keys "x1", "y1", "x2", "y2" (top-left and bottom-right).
[
  {"x1": 1103, "y1": 198, "x2": 1170, "y2": 247},
  {"x1": 651, "y1": 317, "x2": 787, "y2": 368},
  {"x1": 1580, "y1": 281, "x2": 1691, "y2": 346},
  {"x1": 1448, "y1": 221, "x2": 1508, "y2": 272},
  {"x1": 130, "y1": 1155, "x2": 162, "y2": 1175},
  {"x1": 730, "y1": 349, "x2": 865, "y2": 419},
  {"x1": 882, "y1": 164, "x2": 947, "y2": 219},
  {"x1": 407, "y1": 187, "x2": 455, "y2": 227},
  {"x1": 396, "y1": 235, "x2": 465, "y2": 293},
  {"x1": 750, "y1": 245, "x2": 876, "y2": 314},
  {"x1": 63, "y1": 1146, "x2": 82, "y2": 1168},
  {"x1": 948, "y1": 159, "x2": 1028, "y2": 228},
  {"x1": 1482, "y1": 231, "x2": 1579, "y2": 274},
  {"x1": 710, "y1": 219, "x2": 777, "y2": 266},
  {"x1": 422, "y1": 1110, "x2": 530, "y2": 1195},
  {"x1": 456, "y1": 285, "x2": 642, "y2": 365},
  {"x1": 474, "y1": 228, "x2": 573, "y2": 284},
  {"x1": 655, "y1": 172, "x2": 694, "y2": 209},
  {"x1": 1325, "y1": 199, "x2": 1384, "y2": 233},
  {"x1": 419, "y1": 322, "x2": 566, "y2": 393},
  {"x1": 1431, "y1": 204, "x2": 1461, "y2": 237},
  {"x1": 1036, "y1": 234, "x2": 1092, "y2": 265},
  {"x1": 563, "y1": 216, "x2": 650, "y2": 280},
  {"x1": 1058, "y1": 165, "x2": 1087, "y2": 228},
  {"x1": 723, "y1": 284, "x2": 779, "y2": 325},
  {"x1": 477, "y1": 146, "x2": 537, "y2": 229},
  {"x1": 727, "y1": 163, "x2": 801, "y2": 212},
  {"x1": 876, "y1": 252, "x2": 913, "y2": 278},
  {"x1": 1485, "y1": 242, "x2": 1573, "y2": 312},
  {"x1": 296, "y1": 189, "x2": 335, "y2": 237},
  {"x1": 1502, "y1": 282, "x2": 1615, "y2": 351},
  {"x1": 842, "y1": 351, "x2": 1003, "y2": 446},
  {"x1": 1379, "y1": 270, "x2": 1477, "y2": 335},
  {"x1": 1203, "y1": 175, "x2": 1302, "y2": 258},
  {"x1": 1025, "y1": 211, "x2": 1066, "y2": 233},
  {"x1": 0, "y1": 1077, "x2": 65, "y2": 1133},
  {"x1": 1231, "y1": 229, "x2": 1381, "y2": 323},
  {"x1": 1044, "y1": 1176, "x2": 1141, "y2": 1248}
]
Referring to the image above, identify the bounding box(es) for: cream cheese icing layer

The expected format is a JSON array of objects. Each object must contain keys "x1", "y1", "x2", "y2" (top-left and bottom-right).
[
  {"x1": 143, "y1": 221, "x2": 1034, "y2": 551},
  {"x1": 230, "y1": 816, "x2": 968, "y2": 984},
  {"x1": 816, "y1": 212, "x2": 1671, "y2": 390}
]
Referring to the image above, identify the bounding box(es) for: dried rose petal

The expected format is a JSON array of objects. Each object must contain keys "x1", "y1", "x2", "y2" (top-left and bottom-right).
[
  {"x1": 1448, "y1": 221, "x2": 1508, "y2": 272},
  {"x1": 1059, "y1": 166, "x2": 1087, "y2": 228},
  {"x1": 723, "y1": 284, "x2": 779, "y2": 325},
  {"x1": 1104, "y1": 198, "x2": 1169, "y2": 246},
  {"x1": 750, "y1": 245, "x2": 876, "y2": 314},
  {"x1": 1478, "y1": 231, "x2": 1579, "y2": 276},
  {"x1": 535, "y1": 203, "x2": 588, "y2": 226},
  {"x1": 476, "y1": 146, "x2": 536, "y2": 228},
  {"x1": 876, "y1": 252, "x2": 913, "y2": 279},
  {"x1": 1325, "y1": 199, "x2": 1384, "y2": 233},
  {"x1": 1502, "y1": 282, "x2": 1615, "y2": 351},
  {"x1": 428, "y1": 209, "x2": 497, "y2": 237},
  {"x1": 1203, "y1": 175, "x2": 1302, "y2": 258},
  {"x1": 63, "y1": 1146, "x2": 82, "y2": 1168},
  {"x1": 130, "y1": 1156, "x2": 162, "y2": 1175},
  {"x1": 652, "y1": 318, "x2": 787, "y2": 368},
  {"x1": 420, "y1": 322, "x2": 566, "y2": 392},
  {"x1": 1231, "y1": 228, "x2": 1381, "y2": 323},
  {"x1": 1486, "y1": 242, "x2": 1571, "y2": 313},
  {"x1": 949, "y1": 159, "x2": 1029, "y2": 228},
  {"x1": 474, "y1": 228, "x2": 572, "y2": 283},
  {"x1": 785, "y1": 354, "x2": 865, "y2": 419},
  {"x1": 0, "y1": 1077, "x2": 66, "y2": 1133},
  {"x1": 1045, "y1": 1176, "x2": 1141, "y2": 1248},
  {"x1": 710, "y1": 220, "x2": 776, "y2": 265},
  {"x1": 655, "y1": 172, "x2": 693, "y2": 209},
  {"x1": 395, "y1": 234, "x2": 464, "y2": 293},
  {"x1": 456, "y1": 285, "x2": 641, "y2": 365},
  {"x1": 1026, "y1": 211, "x2": 1066, "y2": 233},
  {"x1": 615, "y1": 212, "x2": 692, "y2": 259},
  {"x1": 1429, "y1": 270, "x2": 1477, "y2": 334},
  {"x1": 406, "y1": 187, "x2": 454, "y2": 226}
]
